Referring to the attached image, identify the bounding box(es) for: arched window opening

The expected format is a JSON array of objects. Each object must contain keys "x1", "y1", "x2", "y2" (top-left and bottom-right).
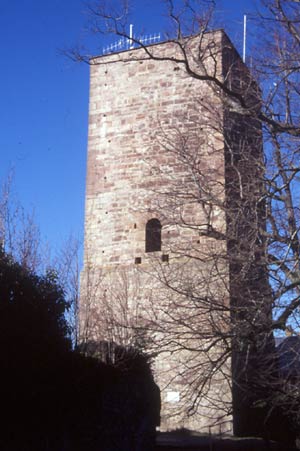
[{"x1": 145, "y1": 218, "x2": 162, "y2": 253}]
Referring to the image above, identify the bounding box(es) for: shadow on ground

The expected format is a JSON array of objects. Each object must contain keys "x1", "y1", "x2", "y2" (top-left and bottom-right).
[{"x1": 156, "y1": 430, "x2": 298, "y2": 451}]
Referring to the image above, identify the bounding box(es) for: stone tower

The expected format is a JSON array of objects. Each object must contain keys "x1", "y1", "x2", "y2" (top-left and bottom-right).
[{"x1": 80, "y1": 30, "x2": 263, "y2": 433}]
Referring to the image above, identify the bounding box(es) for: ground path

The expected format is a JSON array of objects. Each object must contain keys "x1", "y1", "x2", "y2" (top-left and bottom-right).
[{"x1": 155, "y1": 431, "x2": 297, "y2": 451}]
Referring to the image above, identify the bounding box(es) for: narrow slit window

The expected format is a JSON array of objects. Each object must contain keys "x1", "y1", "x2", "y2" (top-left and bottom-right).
[{"x1": 145, "y1": 218, "x2": 162, "y2": 252}]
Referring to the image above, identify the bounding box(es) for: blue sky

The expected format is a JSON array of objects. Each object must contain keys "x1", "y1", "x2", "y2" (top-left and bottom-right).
[{"x1": 0, "y1": 0, "x2": 255, "y2": 262}]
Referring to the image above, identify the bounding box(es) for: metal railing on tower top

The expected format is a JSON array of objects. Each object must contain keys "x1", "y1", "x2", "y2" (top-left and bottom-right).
[{"x1": 102, "y1": 25, "x2": 161, "y2": 55}]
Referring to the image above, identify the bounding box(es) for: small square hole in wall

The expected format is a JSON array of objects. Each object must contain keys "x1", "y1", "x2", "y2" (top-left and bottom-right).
[
  {"x1": 162, "y1": 254, "x2": 169, "y2": 263},
  {"x1": 135, "y1": 257, "x2": 142, "y2": 264}
]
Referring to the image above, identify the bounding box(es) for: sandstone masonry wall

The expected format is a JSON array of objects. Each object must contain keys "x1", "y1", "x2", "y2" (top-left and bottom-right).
[{"x1": 80, "y1": 30, "x2": 255, "y2": 433}]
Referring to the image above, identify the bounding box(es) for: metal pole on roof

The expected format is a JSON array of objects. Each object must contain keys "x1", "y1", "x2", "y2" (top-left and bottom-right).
[
  {"x1": 243, "y1": 15, "x2": 247, "y2": 63},
  {"x1": 129, "y1": 24, "x2": 134, "y2": 49}
]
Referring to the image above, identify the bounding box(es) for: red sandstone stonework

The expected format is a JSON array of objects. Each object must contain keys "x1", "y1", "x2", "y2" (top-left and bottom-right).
[{"x1": 80, "y1": 30, "x2": 261, "y2": 433}]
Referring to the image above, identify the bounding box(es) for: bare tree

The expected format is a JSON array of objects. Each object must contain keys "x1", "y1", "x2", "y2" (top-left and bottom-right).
[
  {"x1": 74, "y1": 0, "x2": 300, "y2": 442},
  {"x1": 0, "y1": 172, "x2": 43, "y2": 272},
  {"x1": 53, "y1": 235, "x2": 82, "y2": 347},
  {"x1": 0, "y1": 174, "x2": 83, "y2": 347}
]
